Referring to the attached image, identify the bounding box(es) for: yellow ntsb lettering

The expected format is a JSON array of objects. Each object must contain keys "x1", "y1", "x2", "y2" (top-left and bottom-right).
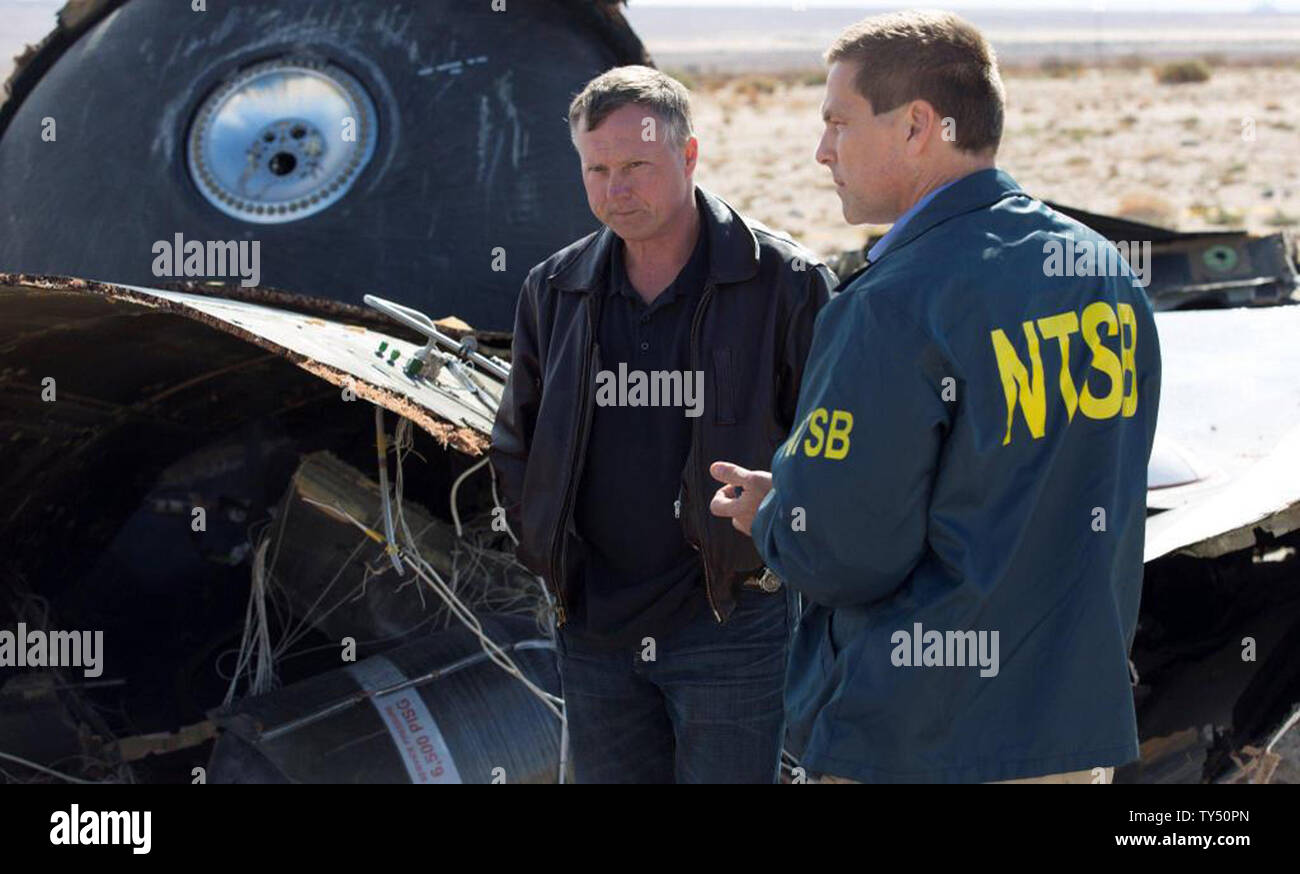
[
  {"x1": 783, "y1": 407, "x2": 854, "y2": 460},
  {"x1": 990, "y1": 322, "x2": 1047, "y2": 445},
  {"x1": 1117, "y1": 303, "x2": 1139, "y2": 417},
  {"x1": 992, "y1": 300, "x2": 1139, "y2": 445},
  {"x1": 1035, "y1": 311, "x2": 1080, "y2": 423},
  {"x1": 783, "y1": 409, "x2": 813, "y2": 458},
  {"x1": 824, "y1": 410, "x2": 853, "y2": 460},
  {"x1": 802, "y1": 408, "x2": 828, "y2": 456},
  {"x1": 1078, "y1": 301, "x2": 1123, "y2": 419}
]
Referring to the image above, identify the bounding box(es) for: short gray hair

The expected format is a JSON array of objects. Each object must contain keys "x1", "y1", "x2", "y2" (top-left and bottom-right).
[{"x1": 568, "y1": 65, "x2": 694, "y2": 150}]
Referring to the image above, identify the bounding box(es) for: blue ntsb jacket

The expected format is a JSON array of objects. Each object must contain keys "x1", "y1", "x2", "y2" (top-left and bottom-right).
[{"x1": 752, "y1": 169, "x2": 1161, "y2": 783}]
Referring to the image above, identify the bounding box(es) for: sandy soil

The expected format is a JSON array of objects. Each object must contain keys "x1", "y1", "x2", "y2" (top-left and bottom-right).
[{"x1": 688, "y1": 65, "x2": 1300, "y2": 259}]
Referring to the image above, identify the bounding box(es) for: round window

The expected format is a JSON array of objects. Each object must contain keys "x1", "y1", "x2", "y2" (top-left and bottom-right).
[{"x1": 187, "y1": 58, "x2": 377, "y2": 223}]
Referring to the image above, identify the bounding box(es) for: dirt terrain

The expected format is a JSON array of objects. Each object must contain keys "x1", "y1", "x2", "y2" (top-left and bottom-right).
[{"x1": 687, "y1": 65, "x2": 1300, "y2": 258}]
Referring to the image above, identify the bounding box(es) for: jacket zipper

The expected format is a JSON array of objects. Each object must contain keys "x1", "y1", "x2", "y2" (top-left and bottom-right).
[
  {"x1": 688, "y1": 284, "x2": 723, "y2": 623},
  {"x1": 548, "y1": 294, "x2": 599, "y2": 627}
]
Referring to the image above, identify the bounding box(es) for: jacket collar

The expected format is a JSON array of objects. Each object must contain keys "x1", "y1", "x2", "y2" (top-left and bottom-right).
[
  {"x1": 549, "y1": 186, "x2": 760, "y2": 293},
  {"x1": 871, "y1": 167, "x2": 1025, "y2": 264}
]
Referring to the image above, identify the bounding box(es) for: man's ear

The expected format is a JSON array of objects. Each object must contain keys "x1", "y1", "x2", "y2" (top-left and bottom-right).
[
  {"x1": 684, "y1": 135, "x2": 699, "y2": 176},
  {"x1": 905, "y1": 100, "x2": 937, "y2": 153}
]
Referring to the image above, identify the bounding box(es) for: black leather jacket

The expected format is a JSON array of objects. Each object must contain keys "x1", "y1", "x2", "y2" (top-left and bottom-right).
[{"x1": 489, "y1": 187, "x2": 833, "y2": 625}]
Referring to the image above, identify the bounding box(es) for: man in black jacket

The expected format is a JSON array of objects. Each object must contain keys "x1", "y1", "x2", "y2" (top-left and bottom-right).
[{"x1": 489, "y1": 66, "x2": 832, "y2": 783}]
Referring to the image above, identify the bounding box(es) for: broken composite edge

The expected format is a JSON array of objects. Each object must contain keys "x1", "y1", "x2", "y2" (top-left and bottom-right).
[
  {"x1": 1145, "y1": 422, "x2": 1300, "y2": 562},
  {"x1": 1144, "y1": 306, "x2": 1300, "y2": 562},
  {"x1": 6, "y1": 275, "x2": 1298, "y2": 565},
  {"x1": 5, "y1": 274, "x2": 499, "y2": 456}
]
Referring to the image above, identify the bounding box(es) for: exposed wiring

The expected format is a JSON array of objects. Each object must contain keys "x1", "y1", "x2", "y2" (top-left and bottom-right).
[
  {"x1": 446, "y1": 447, "x2": 553, "y2": 633},
  {"x1": 375, "y1": 406, "x2": 404, "y2": 574},
  {"x1": 304, "y1": 497, "x2": 563, "y2": 720},
  {"x1": 488, "y1": 461, "x2": 519, "y2": 547},
  {"x1": 0, "y1": 750, "x2": 93, "y2": 785},
  {"x1": 222, "y1": 538, "x2": 276, "y2": 705},
  {"x1": 220, "y1": 409, "x2": 566, "y2": 778},
  {"x1": 449, "y1": 456, "x2": 491, "y2": 538},
  {"x1": 558, "y1": 699, "x2": 569, "y2": 785},
  {"x1": 1266, "y1": 705, "x2": 1300, "y2": 755}
]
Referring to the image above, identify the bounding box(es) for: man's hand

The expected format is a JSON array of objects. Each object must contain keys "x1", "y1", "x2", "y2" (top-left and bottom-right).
[{"x1": 709, "y1": 461, "x2": 773, "y2": 537}]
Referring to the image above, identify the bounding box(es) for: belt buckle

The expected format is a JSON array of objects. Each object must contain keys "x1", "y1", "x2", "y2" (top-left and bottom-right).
[{"x1": 745, "y1": 568, "x2": 782, "y2": 593}]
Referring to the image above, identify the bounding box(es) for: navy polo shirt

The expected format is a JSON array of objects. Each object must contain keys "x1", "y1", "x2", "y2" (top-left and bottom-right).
[{"x1": 568, "y1": 224, "x2": 710, "y2": 649}]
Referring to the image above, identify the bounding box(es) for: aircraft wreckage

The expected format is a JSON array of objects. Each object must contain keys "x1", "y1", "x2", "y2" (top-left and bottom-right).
[{"x1": 1, "y1": 0, "x2": 1298, "y2": 784}]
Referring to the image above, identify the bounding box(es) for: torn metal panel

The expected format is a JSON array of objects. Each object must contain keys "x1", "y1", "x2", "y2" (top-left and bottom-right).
[
  {"x1": 114, "y1": 721, "x2": 217, "y2": 763},
  {"x1": 1146, "y1": 306, "x2": 1300, "y2": 560},
  {"x1": 1147, "y1": 435, "x2": 1223, "y2": 493},
  {"x1": 106, "y1": 281, "x2": 504, "y2": 453},
  {"x1": 1146, "y1": 425, "x2": 1300, "y2": 560},
  {"x1": 0, "y1": 273, "x2": 500, "y2": 454},
  {"x1": 0, "y1": 273, "x2": 500, "y2": 593},
  {"x1": 1, "y1": 300, "x2": 292, "y2": 594},
  {"x1": 1045, "y1": 202, "x2": 1299, "y2": 311},
  {"x1": 1151, "y1": 306, "x2": 1300, "y2": 484}
]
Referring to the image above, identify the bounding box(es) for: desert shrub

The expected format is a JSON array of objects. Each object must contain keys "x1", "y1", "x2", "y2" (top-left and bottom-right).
[
  {"x1": 1116, "y1": 193, "x2": 1177, "y2": 227},
  {"x1": 1155, "y1": 60, "x2": 1211, "y2": 85},
  {"x1": 732, "y1": 75, "x2": 779, "y2": 99},
  {"x1": 1040, "y1": 56, "x2": 1083, "y2": 78}
]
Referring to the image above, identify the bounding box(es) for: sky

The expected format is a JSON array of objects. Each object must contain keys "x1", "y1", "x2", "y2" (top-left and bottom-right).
[{"x1": 3, "y1": 0, "x2": 1295, "y2": 55}]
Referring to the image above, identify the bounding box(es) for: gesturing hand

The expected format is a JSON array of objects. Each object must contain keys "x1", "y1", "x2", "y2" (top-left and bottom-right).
[{"x1": 708, "y1": 461, "x2": 773, "y2": 538}]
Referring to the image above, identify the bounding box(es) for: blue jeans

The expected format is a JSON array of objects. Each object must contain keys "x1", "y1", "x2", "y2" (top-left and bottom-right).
[{"x1": 555, "y1": 585, "x2": 793, "y2": 783}]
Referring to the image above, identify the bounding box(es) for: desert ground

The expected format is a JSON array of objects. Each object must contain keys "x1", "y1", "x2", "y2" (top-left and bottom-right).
[{"x1": 685, "y1": 64, "x2": 1300, "y2": 259}]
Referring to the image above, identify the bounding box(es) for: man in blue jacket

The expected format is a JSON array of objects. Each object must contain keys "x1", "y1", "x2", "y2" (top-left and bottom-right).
[{"x1": 710, "y1": 10, "x2": 1161, "y2": 783}]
